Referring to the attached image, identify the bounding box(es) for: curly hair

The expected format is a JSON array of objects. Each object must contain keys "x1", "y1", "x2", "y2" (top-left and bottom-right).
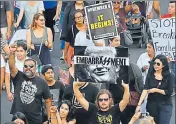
[{"x1": 147, "y1": 54, "x2": 170, "y2": 83}]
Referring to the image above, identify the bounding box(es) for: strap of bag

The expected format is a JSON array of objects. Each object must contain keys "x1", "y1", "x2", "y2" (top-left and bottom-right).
[
  {"x1": 38, "y1": 27, "x2": 48, "y2": 56},
  {"x1": 71, "y1": 25, "x2": 74, "y2": 38},
  {"x1": 30, "y1": 28, "x2": 46, "y2": 56}
]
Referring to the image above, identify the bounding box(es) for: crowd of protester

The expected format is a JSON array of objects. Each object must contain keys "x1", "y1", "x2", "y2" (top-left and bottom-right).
[{"x1": 0, "y1": 0, "x2": 175, "y2": 124}]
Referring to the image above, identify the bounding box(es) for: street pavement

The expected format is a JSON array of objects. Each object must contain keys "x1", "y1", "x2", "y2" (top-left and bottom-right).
[{"x1": 1, "y1": 32, "x2": 175, "y2": 124}]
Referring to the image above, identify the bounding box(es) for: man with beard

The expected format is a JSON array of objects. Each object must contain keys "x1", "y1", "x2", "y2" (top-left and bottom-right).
[
  {"x1": 8, "y1": 44, "x2": 52, "y2": 124},
  {"x1": 73, "y1": 81, "x2": 129, "y2": 124},
  {"x1": 83, "y1": 46, "x2": 120, "y2": 84},
  {"x1": 41, "y1": 65, "x2": 65, "y2": 123}
]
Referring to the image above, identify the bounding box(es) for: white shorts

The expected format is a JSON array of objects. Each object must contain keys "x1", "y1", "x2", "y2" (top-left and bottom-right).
[{"x1": 1, "y1": 54, "x2": 5, "y2": 68}]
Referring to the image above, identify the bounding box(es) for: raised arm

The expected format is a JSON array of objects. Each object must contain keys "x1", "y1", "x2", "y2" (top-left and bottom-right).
[
  {"x1": 73, "y1": 82, "x2": 89, "y2": 111},
  {"x1": 119, "y1": 80, "x2": 130, "y2": 112},
  {"x1": 50, "y1": 106, "x2": 62, "y2": 124},
  {"x1": 8, "y1": 44, "x2": 18, "y2": 78}
]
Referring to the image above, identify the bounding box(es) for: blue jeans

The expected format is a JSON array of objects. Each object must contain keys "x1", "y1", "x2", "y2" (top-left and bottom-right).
[
  {"x1": 170, "y1": 61, "x2": 176, "y2": 75},
  {"x1": 159, "y1": 104, "x2": 173, "y2": 124},
  {"x1": 59, "y1": 10, "x2": 65, "y2": 50},
  {"x1": 60, "y1": 40, "x2": 65, "y2": 50},
  {"x1": 59, "y1": 10, "x2": 64, "y2": 30}
]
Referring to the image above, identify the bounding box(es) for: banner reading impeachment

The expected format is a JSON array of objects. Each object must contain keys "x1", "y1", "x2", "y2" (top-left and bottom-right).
[
  {"x1": 85, "y1": 2, "x2": 118, "y2": 40},
  {"x1": 149, "y1": 18, "x2": 176, "y2": 61}
]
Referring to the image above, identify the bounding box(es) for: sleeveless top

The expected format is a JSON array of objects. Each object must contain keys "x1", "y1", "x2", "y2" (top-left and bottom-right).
[{"x1": 30, "y1": 27, "x2": 48, "y2": 45}]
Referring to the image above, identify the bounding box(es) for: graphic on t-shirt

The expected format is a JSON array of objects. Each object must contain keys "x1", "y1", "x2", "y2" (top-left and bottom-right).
[
  {"x1": 20, "y1": 80, "x2": 37, "y2": 104},
  {"x1": 72, "y1": 93, "x2": 85, "y2": 108},
  {"x1": 97, "y1": 113, "x2": 113, "y2": 124},
  {"x1": 50, "y1": 89, "x2": 60, "y2": 106}
]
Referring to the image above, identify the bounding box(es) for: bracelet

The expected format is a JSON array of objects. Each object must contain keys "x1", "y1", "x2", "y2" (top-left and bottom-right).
[{"x1": 137, "y1": 104, "x2": 141, "y2": 106}]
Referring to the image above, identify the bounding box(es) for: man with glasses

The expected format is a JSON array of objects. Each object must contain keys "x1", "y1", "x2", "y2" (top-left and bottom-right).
[
  {"x1": 73, "y1": 81, "x2": 129, "y2": 124},
  {"x1": 8, "y1": 43, "x2": 52, "y2": 124}
]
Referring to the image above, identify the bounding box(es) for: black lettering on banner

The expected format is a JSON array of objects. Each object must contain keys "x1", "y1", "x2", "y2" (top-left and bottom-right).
[{"x1": 74, "y1": 56, "x2": 129, "y2": 66}]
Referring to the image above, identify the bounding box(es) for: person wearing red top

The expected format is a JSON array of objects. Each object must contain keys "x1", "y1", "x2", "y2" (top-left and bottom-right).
[{"x1": 161, "y1": 1, "x2": 175, "y2": 18}]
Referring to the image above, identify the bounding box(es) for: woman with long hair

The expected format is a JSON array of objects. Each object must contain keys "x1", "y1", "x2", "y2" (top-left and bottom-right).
[
  {"x1": 26, "y1": 13, "x2": 53, "y2": 70},
  {"x1": 50, "y1": 100, "x2": 76, "y2": 124},
  {"x1": 136, "y1": 55, "x2": 173, "y2": 124},
  {"x1": 12, "y1": 112, "x2": 28, "y2": 124}
]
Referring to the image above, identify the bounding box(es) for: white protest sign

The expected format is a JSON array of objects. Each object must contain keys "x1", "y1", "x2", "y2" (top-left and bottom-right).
[{"x1": 148, "y1": 18, "x2": 175, "y2": 61}]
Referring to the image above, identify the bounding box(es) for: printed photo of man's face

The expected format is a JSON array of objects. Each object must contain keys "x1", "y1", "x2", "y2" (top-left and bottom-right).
[{"x1": 84, "y1": 47, "x2": 120, "y2": 84}]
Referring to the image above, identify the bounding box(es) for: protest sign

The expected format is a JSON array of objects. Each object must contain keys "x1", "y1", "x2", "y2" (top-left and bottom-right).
[
  {"x1": 74, "y1": 46, "x2": 129, "y2": 84},
  {"x1": 148, "y1": 18, "x2": 176, "y2": 61},
  {"x1": 85, "y1": 2, "x2": 118, "y2": 40}
]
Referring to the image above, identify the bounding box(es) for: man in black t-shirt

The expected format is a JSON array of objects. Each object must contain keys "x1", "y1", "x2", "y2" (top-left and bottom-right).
[
  {"x1": 8, "y1": 44, "x2": 52, "y2": 124},
  {"x1": 41, "y1": 65, "x2": 65, "y2": 122},
  {"x1": 73, "y1": 81, "x2": 129, "y2": 124}
]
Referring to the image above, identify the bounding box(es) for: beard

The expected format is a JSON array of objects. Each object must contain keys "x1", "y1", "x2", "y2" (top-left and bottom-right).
[
  {"x1": 100, "y1": 105, "x2": 109, "y2": 110},
  {"x1": 24, "y1": 70, "x2": 35, "y2": 78}
]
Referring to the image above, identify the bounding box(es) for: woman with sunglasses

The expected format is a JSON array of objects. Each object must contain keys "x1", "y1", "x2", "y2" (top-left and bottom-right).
[
  {"x1": 50, "y1": 100, "x2": 76, "y2": 124},
  {"x1": 26, "y1": 13, "x2": 53, "y2": 70},
  {"x1": 136, "y1": 54, "x2": 173, "y2": 124}
]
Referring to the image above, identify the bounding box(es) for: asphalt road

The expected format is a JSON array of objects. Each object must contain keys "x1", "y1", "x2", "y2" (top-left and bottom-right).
[{"x1": 1, "y1": 32, "x2": 175, "y2": 124}]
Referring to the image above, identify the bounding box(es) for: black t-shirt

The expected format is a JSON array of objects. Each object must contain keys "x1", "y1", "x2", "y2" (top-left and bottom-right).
[
  {"x1": 144, "y1": 73, "x2": 173, "y2": 105},
  {"x1": 63, "y1": 83, "x2": 99, "y2": 124},
  {"x1": 66, "y1": 24, "x2": 79, "y2": 47},
  {"x1": 88, "y1": 103, "x2": 121, "y2": 124},
  {"x1": 49, "y1": 80, "x2": 65, "y2": 105},
  {"x1": 11, "y1": 71, "x2": 51, "y2": 124}
]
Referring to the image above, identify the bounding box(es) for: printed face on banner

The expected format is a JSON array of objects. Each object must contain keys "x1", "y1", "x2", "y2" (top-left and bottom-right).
[
  {"x1": 74, "y1": 46, "x2": 129, "y2": 84},
  {"x1": 85, "y1": 2, "x2": 118, "y2": 40},
  {"x1": 148, "y1": 18, "x2": 176, "y2": 61}
]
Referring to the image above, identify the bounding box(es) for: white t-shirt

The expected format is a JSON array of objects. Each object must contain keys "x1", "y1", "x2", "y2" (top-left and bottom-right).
[
  {"x1": 137, "y1": 52, "x2": 151, "y2": 84},
  {"x1": 1, "y1": 54, "x2": 5, "y2": 68},
  {"x1": 20, "y1": 1, "x2": 45, "y2": 28},
  {"x1": 6, "y1": 57, "x2": 29, "y2": 73},
  {"x1": 74, "y1": 31, "x2": 95, "y2": 46}
]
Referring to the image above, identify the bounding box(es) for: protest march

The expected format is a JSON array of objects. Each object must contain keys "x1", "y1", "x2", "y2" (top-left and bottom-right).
[{"x1": 0, "y1": 1, "x2": 175, "y2": 124}]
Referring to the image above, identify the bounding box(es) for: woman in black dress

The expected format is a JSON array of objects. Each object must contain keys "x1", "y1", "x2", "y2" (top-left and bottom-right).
[{"x1": 136, "y1": 54, "x2": 173, "y2": 124}]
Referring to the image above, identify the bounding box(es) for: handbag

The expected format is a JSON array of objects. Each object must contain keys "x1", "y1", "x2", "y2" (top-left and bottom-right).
[{"x1": 123, "y1": 30, "x2": 133, "y2": 46}]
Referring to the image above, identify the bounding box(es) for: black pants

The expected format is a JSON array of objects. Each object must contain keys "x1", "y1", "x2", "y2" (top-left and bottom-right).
[
  {"x1": 44, "y1": 7, "x2": 56, "y2": 41},
  {"x1": 120, "y1": 105, "x2": 136, "y2": 124}
]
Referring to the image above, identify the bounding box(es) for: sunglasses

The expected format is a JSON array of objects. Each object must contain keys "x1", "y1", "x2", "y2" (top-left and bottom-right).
[
  {"x1": 24, "y1": 65, "x2": 34, "y2": 69},
  {"x1": 98, "y1": 98, "x2": 109, "y2": 102},
  {"x1": 153, "y1": 62, "x2": 161, "y2": 66},
  {"x1": 113, "y1": 1, "x2": 121, "y2": 4}
]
